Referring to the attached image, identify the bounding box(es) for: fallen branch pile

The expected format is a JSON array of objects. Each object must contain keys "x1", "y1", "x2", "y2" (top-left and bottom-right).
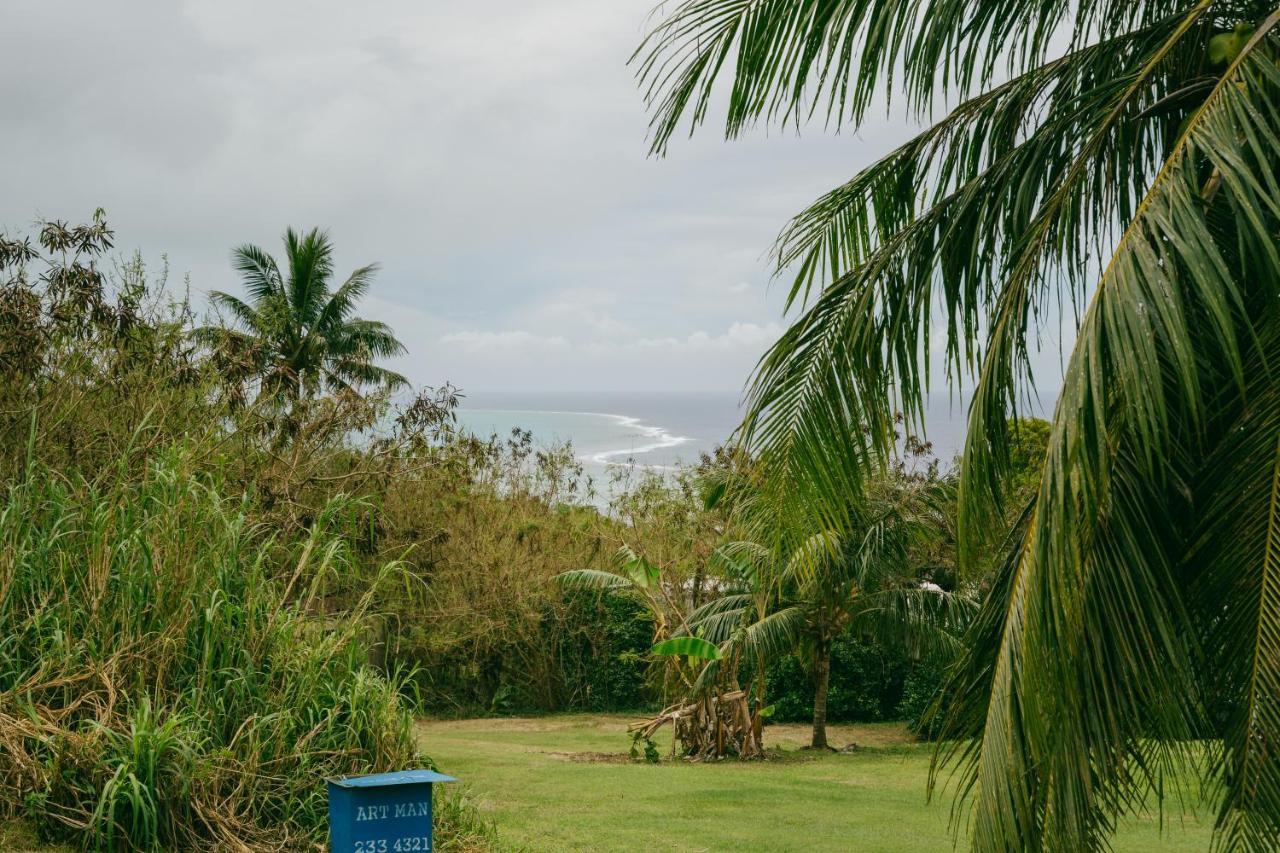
[{"x1": 629, "y1": 690, "x2": 764, "y2": 760}]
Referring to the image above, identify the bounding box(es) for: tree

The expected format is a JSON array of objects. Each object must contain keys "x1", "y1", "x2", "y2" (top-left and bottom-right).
[
  {"x1": 637, "y1": 1, "x2": 1280, "y2": 849},
  {"x1": 199, "y1": 228, "x2": 407, "y2": 402},
  {"x1": 695, "y1": 491, "x2": 968, "y2": 750}
]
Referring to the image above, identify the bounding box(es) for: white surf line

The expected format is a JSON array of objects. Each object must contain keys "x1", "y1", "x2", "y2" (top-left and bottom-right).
[
  {"x1": 588, "y1": 413, "x2": 693, "y2": 468},
  {"x1": 459, "y1": 408, "x2": 694, "y2": 469}
]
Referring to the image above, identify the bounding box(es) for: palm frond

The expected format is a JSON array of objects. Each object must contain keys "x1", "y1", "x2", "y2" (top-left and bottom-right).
[
  {"x1": 230, "y1": 244, "x2": 283, "y2": 303},
  {"x1": 739, "y1": 605, "x2": 806, "y2": 668},
  {"x1": 632, "y1": 0, "x2": 1182, "y2": 154},
  {"x1": 689, "y1": 592, "x2": 755, "y2": 622},
  {"x1": 709, "y1": 540, "x2": 774, "y2": 586},
  {"x1": 326, "y1": 358, "x2": 408, "y2": 392},
  {"x1": 739, "y1": 3, "x2": 1214, "y2": 538},
  {"x1": 782, "y1": 530, "x2": 841, "y2": 586},
  {"x1": 333, "y1": 319, "x2": 408, "y2": 359},
  {"x1": 554, "y1": 569, "x2": 634, "y2": 593},
  {"x1": 318, "y1": 264, "x2": 380, "y2": 330},
  {"x1": 283, "y1": 227, "x2": 334, "y2": 323},
  {"x1": 943, "y1": 23, "x2": 1280, "y2": 851},
  {"x1": 691, "y1": 604, "x2": 754, "y2": 645},
  {"x1": 1188, "y1": 331, "x2": 1280, "y2": 851},
  {"x1": 206, "y1": 291, "x2": 266, "y2": 334},
  {"x1": 849, "y1": 584, "x2": 973, "y2": 659}
]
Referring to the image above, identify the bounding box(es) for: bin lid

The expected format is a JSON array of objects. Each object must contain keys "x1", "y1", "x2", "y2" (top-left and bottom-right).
[{"x1": 327, "y1": 769, "x2": 457, "y2": 788}]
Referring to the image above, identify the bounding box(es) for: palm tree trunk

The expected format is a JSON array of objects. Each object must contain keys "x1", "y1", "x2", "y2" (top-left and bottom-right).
[
  {"x1": 752, "y1": 664, "x2": 766, "y2": 753},
  {"x1": 811, "y1": 637, "x2": 831, "y2": 750}
]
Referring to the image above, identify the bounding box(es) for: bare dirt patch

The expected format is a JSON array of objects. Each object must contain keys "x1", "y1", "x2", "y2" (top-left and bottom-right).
[
  {"x1": 546, "y1": 751, "x2": 632, "y2": 764},
  {"x1": 421, "y1": 714, "x2": 916, "y2": 752},
  {"x1": 757, "y1": 720, "x2": 915, "y2": 750}
]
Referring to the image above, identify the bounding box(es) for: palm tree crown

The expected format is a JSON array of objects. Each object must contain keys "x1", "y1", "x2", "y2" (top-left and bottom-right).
[
  {"x1": 201, "y1": 228, "x2": 407, "y2": 401},
  {"x1": 638, "y1": 1, "x2": 1280, "y2": 849},
  {"x1": 693, "y1": 482, "x2": 969, "y2": 750}
]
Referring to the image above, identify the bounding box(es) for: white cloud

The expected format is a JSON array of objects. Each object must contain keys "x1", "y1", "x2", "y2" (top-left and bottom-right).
[
  {"x1": 441, "y1": 330, "x2": 572, "y2": 350},
  {"x1": 426, "y1": 320, "x2": 783, "y2": 392}
]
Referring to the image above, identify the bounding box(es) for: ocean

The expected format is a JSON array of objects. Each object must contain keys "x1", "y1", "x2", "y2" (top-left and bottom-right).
[
  {"x1": 454, "y1": 390, "x2": 743, "y2": 491},
  {"x1": 453, "y1": 389, "x2": 975, "y2": 499}
]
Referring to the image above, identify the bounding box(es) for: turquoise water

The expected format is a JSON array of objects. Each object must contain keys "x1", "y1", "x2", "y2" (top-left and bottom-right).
[
  {"x1": 453, "y1": 390, "x2": 975, "y2": 500},
  {"x1": 454, "y1": 391, "x2": 742, "y2": 491}
]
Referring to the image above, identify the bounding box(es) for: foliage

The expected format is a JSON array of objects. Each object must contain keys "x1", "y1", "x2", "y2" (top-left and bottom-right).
[
  {"x1": 0, "y1": 452, "x2": 423, "y2": 851},
  {"x1": 378, "y1": 431, "x2": 719, "y2": 716},
  {"x1": 895, "y1": 661, "x2": 948, "y2": 740},
  {"x1": 687, "y1": 466, "x2": 971, "y2": 750},
  {"x1": 764, "y1": 636, "x2": 909, "y2": 725},
  {"x1": 198, "y1": 226, "x2": 407, "y2": 405},
  {"x1": 637, "y1": 0, "x2": 1280, "y2": 847},
  {"x1": 0, "y1": 214, "x2": 491, "y2": 851},
  {"x1": 562, "y1": 593, "x2": 654, "y2": 713}
]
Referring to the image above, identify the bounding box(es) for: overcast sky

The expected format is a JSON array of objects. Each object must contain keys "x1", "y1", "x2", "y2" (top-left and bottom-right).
[{"x1": 1, "y1": 0, "x2": 942, "y2": 396}]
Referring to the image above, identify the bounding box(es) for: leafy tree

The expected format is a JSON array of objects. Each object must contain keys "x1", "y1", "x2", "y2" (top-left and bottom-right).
[
  {"x1": 638, "y1": 1, "x2": 1280, "y2": 848},
  {"x1": 692, "y1": 489, "x2": 969, "y2": 750},
  {"x1": 200, "y1": 228, "x2": 406, "y2": 402}
]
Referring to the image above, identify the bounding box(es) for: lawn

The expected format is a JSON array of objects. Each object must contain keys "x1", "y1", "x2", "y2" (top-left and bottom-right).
[{"x1": 419, "y1": 714, "x2": 1215, "y2": 853}]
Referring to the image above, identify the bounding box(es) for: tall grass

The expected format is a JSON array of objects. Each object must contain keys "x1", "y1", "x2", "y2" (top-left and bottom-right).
[{"x1": 0, "y1": 443, "x2": 486, "y2": 851}]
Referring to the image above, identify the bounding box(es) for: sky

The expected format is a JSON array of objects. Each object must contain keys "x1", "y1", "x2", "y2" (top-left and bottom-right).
[{"x1": 0, "y1": 0, "x2": 937, "y2": 396}]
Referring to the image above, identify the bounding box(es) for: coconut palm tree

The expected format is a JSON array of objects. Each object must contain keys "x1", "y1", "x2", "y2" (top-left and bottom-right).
[
  {"x1": 637, "y1": 1, "x2": 1280, "y2": 849},
  {"x1": 200, "y1": 228, "x2": 407, "y2": 401},
  {"x1": 693, "y1": 499, "x2": 968, "y2": 750}
]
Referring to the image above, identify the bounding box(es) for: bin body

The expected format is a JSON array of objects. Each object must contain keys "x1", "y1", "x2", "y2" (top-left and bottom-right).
[{"x1": 327, "y1": 769, "x2": 456, "y2": 853}]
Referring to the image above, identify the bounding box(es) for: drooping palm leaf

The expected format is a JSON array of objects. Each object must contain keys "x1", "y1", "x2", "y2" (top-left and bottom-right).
[
  {"x1": 633, "y1": 0, "x2": 1188, "y2": 154},
  {"x1": 738, "y1": 3, "x2": 1216, "y2": 537},
  {"x1": 946, "y1": 23, "x2": 1280, "y2": 851},
  {"x1": 651, "y1": 636, "x2": 724, "y2": 660},
  {"x1": 638, "y1": 0, "x2": 1280, "y2": 847}
]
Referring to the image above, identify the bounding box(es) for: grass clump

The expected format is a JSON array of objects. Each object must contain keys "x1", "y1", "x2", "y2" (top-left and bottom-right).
[{"x1": 0, "y1": 447, "x2": 479, "y2": 851}]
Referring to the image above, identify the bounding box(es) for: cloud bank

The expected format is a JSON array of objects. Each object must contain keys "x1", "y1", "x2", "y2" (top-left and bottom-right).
[{"x1": 1, "y1": 0, "x2": 920, "y2": 393}]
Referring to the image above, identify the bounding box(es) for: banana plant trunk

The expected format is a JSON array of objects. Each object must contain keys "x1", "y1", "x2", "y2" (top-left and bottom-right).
[{"x1": 811, "y1": 637, "x2": 831, "y2": 750}]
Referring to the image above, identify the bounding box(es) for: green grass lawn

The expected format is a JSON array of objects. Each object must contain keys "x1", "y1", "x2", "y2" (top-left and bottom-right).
[{"x1": 419, "y1": 714, "x2": 1214, "y2": 853}]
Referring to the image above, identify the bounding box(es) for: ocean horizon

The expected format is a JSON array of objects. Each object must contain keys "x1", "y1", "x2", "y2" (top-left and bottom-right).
[{"x1": 452, "y1": 389, "x2": 977, "y2": 498}]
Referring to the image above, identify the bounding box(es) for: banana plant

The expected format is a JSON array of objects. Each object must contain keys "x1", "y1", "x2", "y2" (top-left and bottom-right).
[{"x1": 555, "y1": 544, "x2": 679, "y2": 640}]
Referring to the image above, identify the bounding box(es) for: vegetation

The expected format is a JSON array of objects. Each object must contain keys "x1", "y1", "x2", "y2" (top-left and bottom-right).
[
  {"x1": 0, "y1": 455, "x2": 421, "y2": 850},
  {"x1": 688, "y1": 477, "x2": 968, "y2": 751},
  {"x1": 0, "y1": 216, "x2": 494, "y2": 851},
  {"x1": 9, "y1": 5, "x2": 1277, "y2": 851},
  {"x1": 637, "y1": 0, "x2": 1280, "y2": 848},
  {"x1": 200, "y1": 226, "x2": 407, "y2": 403}
]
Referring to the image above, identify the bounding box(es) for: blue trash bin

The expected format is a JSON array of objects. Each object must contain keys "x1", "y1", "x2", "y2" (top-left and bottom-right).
[{"x1": 327, "y1": 769, "x2": 457, "y2": 852}]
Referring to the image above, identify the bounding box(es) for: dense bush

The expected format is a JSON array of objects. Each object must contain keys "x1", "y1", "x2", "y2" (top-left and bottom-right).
[
  {"x1": 764, "y1": 636, "x2": 910, "y2": 724},
  {"x1": 370, "y1": 428, "x2": 720, "y2": 717},
  {"x1": 0, "y1": 453, "x2": 492, "y2": 850},
  {"x1": 557, "y1": 592, "x2": 655, "y2": 712},
  {"x1": 763, "y1": 636, "x2": 949, "y2": 735},
  {"x1": 895, "y1": 660, "x2": 948, "y2": 739}
]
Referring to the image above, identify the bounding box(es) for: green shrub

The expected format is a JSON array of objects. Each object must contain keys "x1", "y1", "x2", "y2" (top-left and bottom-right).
[
  {"x1": 557, "y1": 592, "x2": 655, "y2": 712},
  {"x1": 765, "y1": 635, "x2": 909, "y2": 723},
  {"x1": 895, "y1": 660, "x2": 948, "y2": 739}
]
